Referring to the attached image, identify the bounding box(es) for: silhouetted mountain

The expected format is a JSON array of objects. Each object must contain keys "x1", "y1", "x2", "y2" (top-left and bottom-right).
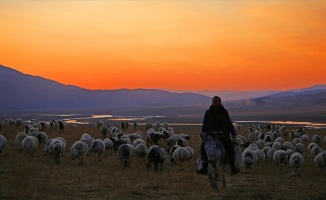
[
  {"x1": 1, "y1": 64, "x2": 325, "y2": 123},
  {"x1": 0, "y1": 65, "x2": 210, "y2": 112}
]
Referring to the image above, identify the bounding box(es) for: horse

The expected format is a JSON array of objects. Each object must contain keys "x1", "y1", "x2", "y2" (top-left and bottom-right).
[{"x1": 204, "y1": 135, "x2": 226, "y2": 191}]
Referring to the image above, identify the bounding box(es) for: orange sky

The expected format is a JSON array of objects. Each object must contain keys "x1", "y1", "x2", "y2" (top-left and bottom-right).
[{"x1": 1, "y1": 1, "x2": 325, "y2": 91}]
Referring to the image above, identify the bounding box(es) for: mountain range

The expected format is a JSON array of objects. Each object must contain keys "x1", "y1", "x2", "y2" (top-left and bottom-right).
[{"x1": 1, "y1": 64, "x2": 325, "y2": 122}]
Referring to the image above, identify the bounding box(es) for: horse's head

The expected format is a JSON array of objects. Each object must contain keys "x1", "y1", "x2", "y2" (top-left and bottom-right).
[{"x1": 205, "y1": 136, "x2": 223, "y2": 163}]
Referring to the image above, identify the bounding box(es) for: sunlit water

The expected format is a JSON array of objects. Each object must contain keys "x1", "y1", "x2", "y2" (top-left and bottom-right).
[{"x1": 52, "y1": 114, "x2": 326, "y2": 129}]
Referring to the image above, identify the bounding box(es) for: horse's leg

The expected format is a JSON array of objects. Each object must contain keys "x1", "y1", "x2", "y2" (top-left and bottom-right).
[
  {"x1": 222, "y1": 162, "x2": 226, "y2": 187},
  {"x1": 207, "y1": 163, "x2": 216, "y2": 189}
]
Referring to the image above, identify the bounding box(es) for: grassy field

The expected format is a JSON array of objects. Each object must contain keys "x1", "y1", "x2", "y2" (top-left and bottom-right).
[{"x1": 0, "y1": 121, "x2": 325, "y2": 200}]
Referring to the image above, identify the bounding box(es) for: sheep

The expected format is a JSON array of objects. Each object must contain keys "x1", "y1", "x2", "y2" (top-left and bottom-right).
[
  {"x1": 21, "y1": 136, "x2": 39, "y2": 157},
  {"x1": 266, "y1": 148, "x2": 277, "y2": 163},
  {"x1": 117, "y1": 143, "x2": 134, "y2": 168},
  {"x1": 242, "y1": 148, "x2": 257, "y2": 170},
  {"x1": 289, "y1": 152, "x2": 304, "y2": 177},
  {"x1": 185, "y1": 146, "x2": 195, "y2": 161},
  {"x1": 49, "y1": 138, "x2": 66, "y2": 164},
  {"x1": 100, "y1": 125, "x2": 109, "y2": 138},
  {"x1": 103, "y1": 138, "x2": 114, "y2": 155},
  {"x1": 314, "y1": 151, "x2": 326, "y2": 170},
  {"x1": 15, "y1": 132, "x2": 28, "y2": 150},
  {"x1": 147, "y1": 145, "x2": 167, "y2": 172},
  {"x1": 166, "y1": 135, "x2": 181, "y2": 153},
  {"x1": 80, "y1": 133, "x2": 94, "y2": 150},
  {"x1": 307, "y1": 142, "x2": 318, "y2": 152},
  {"x1": 172, "y1": 146, "x2": 190, "y2": 165},
  {"x1": 71, "y1": 140, "x2": 88, "y2": 165},
  {"x1": 282, "y1": 142, "x2": 293, "y2": 151},
  {"x1": 130, "y1": 132, "x2": 142, "y2": 142},
  {"x1": 311, "y1": 146, "x2": 323, "y2": 158},
  {"x1": 272, "y1": 142, "x2": 282, "y2": 150},
  {"x1": 134, "y1": 143, "x2": 149, "y2": 159},
  {"x1": 95, "y1": 121, "x2": 104, "y2": 128},
  {"x1": 36, "y1": 132, "x2": 48, "y2": 148},
  {"x1": 300, "y1": 134, "x2": 309, "y2": 143},
  {"x1": 0, "y1": 134, "x2": 7, "y2": 155},
  {"x1": 58, "y1": 120, "x2": 66, "y2": 132},
  {"x1": 273, "y1": 150, "x2": 288, "y2": 167},
  {"x1": 89, "y1": 139, "x2": 105, "y2": 162},
  {"x1": 292, "y1": 138, "x2": 303, "y2": 147},
  {"x1": 274, "y1": 137, "x2": 284, "y2": 144},
  {"x1": 254, "y1": 149, "x2": 266, "y2": 163},
  {"x1": 132, "y1": 138, "x2": 146, "y2": 147},
  {"x1": 294, "y1": 143, "x2": 305, "y2": 154},
  {"x1": 312, "y1": 135, "x2": 321, "y2": 145},
  {"x1": 176, "y1": 138, "x2": 188, "y2": 147}
]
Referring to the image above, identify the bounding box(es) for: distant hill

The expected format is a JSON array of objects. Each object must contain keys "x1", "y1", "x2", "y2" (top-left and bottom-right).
[
  {"x1": 0, "y1": 65, "x2": 210, "y2": 112},
  {"x1": 1, "y1": 64, "x2": 326, "y2": 123}
]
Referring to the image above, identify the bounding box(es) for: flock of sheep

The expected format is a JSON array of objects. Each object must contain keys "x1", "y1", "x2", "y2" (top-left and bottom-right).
[
  {"x1": 0, "y1": 118, "x2": 326, "y2": 177},
  {"x1": 238, "y1": 124, "x2": 326, "y2": 176},
  {"x1": 0, "y1": 118, "x2": 194, "y2": 171}
]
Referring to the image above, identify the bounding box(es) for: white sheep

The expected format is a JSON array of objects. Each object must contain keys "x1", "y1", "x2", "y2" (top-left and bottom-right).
[
  {"x1": 100, "y1": 125, "x2": 109, "y2": 138},
  {"x1": 71, "y1": 140, "x2": 89, "y2": 165},
  {"x1": 117, "y1": 143, "x2": 134, "y2": 167},
  {"x1": 294, "y1": 143, "x2": 305, "y2": 154},
  {"x1": 21, "y1": 136, "x2": 39, "y2": 157},
  {"x1": 80, "y1": 133, "x2": 94, "y2": 150},
  {"x1": 254, "y1": 149, "x2": 266, "y2": 163},
  {"x1": 134, "y1": 143, "x2": 149, "y2": 159},
  {"x1": 0, "y1": 134, "x2": 7, "y2": 155},
  {"x1": 185, "y1": 146, "x2": 195, "y2": 161},
  {"x1": 266, "y1": 148, "x2": 277, "y2": 163},
  {"x1": 242, "y1": 148, "x2": 257, "y2": 170},
  {"x1": 15, "y1": 132, "x2": 28, "y2": 150},
  {"x1": 312, "y1": 134, "x2": 321, "y2": 145},
  {"x1": 300, "y1": 134, "x2": 309, "y2": 143},
  {"x1": 314, "y1": 151, "x2": 326, "y2": 170},
  {"x1": 310, "y1": 146, "x2": 323, "y2": 158},
  {"x1": 49, "y1": 138, "x2": 66, "y2": 164},
  {"x1": 132, "y1": 138, "x2": 146, "y2": 147},
  {"x1": 292, "y1": 138, "x2": 303, "y2": 147},
  {"x1": 282, "y1": 142, "x2": 293, "y2": 151},
  {"x1": 172, "y1": 146, "x2": 190, "y2": 165},
  {"x1": 273, "y1": 150, "x2": 288, "y2": 167},
  {"x1": 89, "y1": 139, "x2": 105, "y2": 162},
  {"x1": 36, "y1": 132, "x2": 48, "y2": 148},
  {"x1": 289, "y1": 152, "x2": 304, "y2": 177},
  {"x1": 103, "y1": 138, "x2": 114, "y2": 154},
  {"x1": 307, "y1": 142, "x2": 318, "y2": 152},
  {"x1": 272, "y1": 142, "x2": 282, "y2": 150}
]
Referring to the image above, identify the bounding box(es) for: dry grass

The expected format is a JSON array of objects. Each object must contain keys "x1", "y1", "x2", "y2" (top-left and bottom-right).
[{"x1": 0, "y1": 123, "x2": 326, "y2": 200}]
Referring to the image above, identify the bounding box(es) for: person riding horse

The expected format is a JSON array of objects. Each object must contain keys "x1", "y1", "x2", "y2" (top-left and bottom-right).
[{"x1": 197, "y1": 96, "x2": 240, "y2": 175}]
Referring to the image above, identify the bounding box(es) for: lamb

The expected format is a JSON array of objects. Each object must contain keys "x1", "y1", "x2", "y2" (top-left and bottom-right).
[
  {"x1": 289, "y1": 152, "x2": 304, "y2": 177},
  {"x1": 89, "y1": 139, "x2": 105, "y2": 162},
  {"x1": 314, "y1": 151, "x2": 326, "y2": 170},
  {"x1": 49, "y1": 138, "x2": 66, "y2": 164},
  {"x1": 15, "y1": 132, "x2": 28, "y2": 150},
  {"x1": 273, "y1": 150, "x2": 288, "y2": 167},
  {"x1": 0, "y1": 134, "x2": 7, "y2": 155},
  {"x1": 147, "y1": 145, "x2": 167, "y2": 172},
  {"x1": 71, "y1": 140, "x2": 89, "y2": 165},
  {"x1": 21, "y1": 136, "x2": 39, "y2": 157},
  {"x1": 117, "y1": 143, "x2": 134, "y2": 167},
  {"x1": 300, "y1": 134, "x2": 309, "y2": 143},
  {"x1": 134, "y1": 143, "x2": 149, "y2": 159}
]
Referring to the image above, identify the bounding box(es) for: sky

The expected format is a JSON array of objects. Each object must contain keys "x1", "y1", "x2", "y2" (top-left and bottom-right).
[{"x1": 1, "y1": 1, "x2": 326, "y2": 91}]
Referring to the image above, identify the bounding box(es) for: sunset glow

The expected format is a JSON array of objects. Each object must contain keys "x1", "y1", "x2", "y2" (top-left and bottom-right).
[{"x1": 1, "y1": 1, "x2": 325, "y2": 91}]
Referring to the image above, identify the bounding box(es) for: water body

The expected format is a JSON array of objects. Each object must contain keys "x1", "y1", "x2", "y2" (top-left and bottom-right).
[{"x1": 59, "y1": 114, "x2": 326, "y2": 129}]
